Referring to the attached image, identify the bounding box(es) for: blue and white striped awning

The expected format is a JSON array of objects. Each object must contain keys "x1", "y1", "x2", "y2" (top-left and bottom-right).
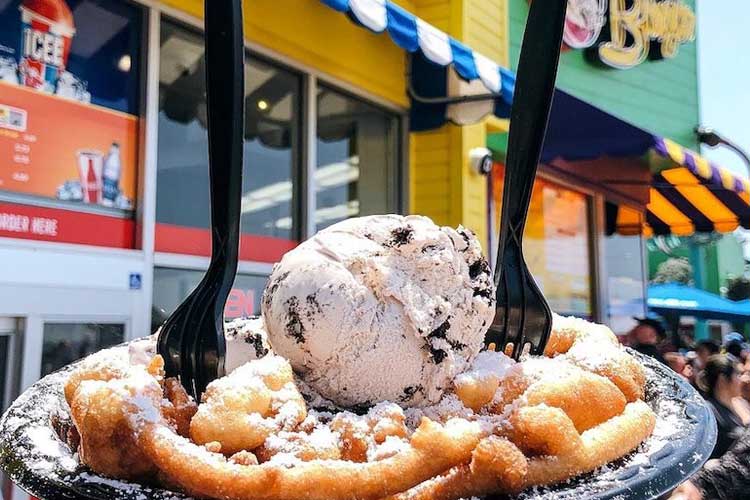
[{"x1": 320, "y1": 0, "x2": 515, "y2": 117}]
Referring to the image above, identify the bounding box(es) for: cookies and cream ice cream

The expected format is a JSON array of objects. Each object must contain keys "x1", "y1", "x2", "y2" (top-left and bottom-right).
[
  {"x1": 224, "y1": 317, "x2": 273, "y2": 373},
  {"x1": 261, "y1": 214, "x2": 495, "y2": 409}
]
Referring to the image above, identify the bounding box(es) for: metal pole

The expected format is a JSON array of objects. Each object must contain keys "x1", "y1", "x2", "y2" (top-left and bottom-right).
[{"x1": 695, "y1": 126, "x2": 750, "y2": 179}]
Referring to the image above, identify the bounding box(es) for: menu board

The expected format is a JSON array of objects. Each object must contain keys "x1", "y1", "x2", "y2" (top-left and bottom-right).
[
  {"x1": 491, "y1": 165, "x2": 593, "y2": 318},
  {"x1": 0, "y1": 0, "x2": 142, "y2": 247}
]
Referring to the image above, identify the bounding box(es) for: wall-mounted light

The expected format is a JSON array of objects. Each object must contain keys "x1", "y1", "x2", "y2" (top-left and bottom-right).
[
  {"x1": 695, "y1": 126, "x2": 750, "y2": 178},
  {"x1": 469, "y1": 147, "x2": 493, "y2": 175},
  {"x1": 117, "y1": 55, "x2": 132, "y2": 73},
  {"x1": 257, "y1": 99, "x2": 269, "y2": 111}
]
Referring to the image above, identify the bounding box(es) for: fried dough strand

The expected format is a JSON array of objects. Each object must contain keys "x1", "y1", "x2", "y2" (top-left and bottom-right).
[
  {"x1": 386, "y1": 436, "x2": 528, "y2": 500},
  {"x1": 189, "y1": 355, "x2": 306, "y2": 455},
  {"x1": 522, "y1": 400, "x2": 656, "y2": 488},
  {"x1": 140, "y1": 415, "x2": 483, "y2": 500},
  {"x1": 508, "y1": 404, "x2": 582, "y2": 457}
]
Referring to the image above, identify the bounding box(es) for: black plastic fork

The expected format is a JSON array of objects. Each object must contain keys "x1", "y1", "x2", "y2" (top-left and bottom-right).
[
  {"x1": 486, "y1": 0, "x2": 568, "y2": 360},
  {"x1": 157, "y1": 0, "x2": 245, "y2": 401}
]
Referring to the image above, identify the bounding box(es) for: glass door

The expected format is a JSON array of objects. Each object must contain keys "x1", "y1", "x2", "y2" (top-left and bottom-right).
[
  {"x1": 0, "y1": 317, "x2": 22, "y2": 413},
  {"x1": 0, "y1": 317, "x2": 23, "y2": 500},
  {"x1": 40, "y1": 322, "x2": 126, "y2": 377}
]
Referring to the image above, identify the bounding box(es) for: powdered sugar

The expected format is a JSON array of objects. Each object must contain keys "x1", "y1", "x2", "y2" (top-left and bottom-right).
[
  {"x1": 563, "y1": 338, "x2": 628, "y2": 373},
  {"x1": 454, "y1": 350, "x2": 515, "y2": 389},
  {"x1": 368, "y1": 435, "x2": 410, "y2": 461},
  {"x1": 25, "y1": 426, "x2": 78, "y2": 472}
]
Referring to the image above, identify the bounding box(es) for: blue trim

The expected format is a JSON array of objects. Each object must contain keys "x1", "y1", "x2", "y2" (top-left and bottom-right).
[
  {"x1": 410, "y1": 52, "x2": 449, "y2": 131},
  {"x1": 448, "y1": 39, "x2": 478, "y2": 80},
  {"x1": 321, "y1": 0, "x2": 349, "y2": 12},
  {"x1": 500, "y1": 67, "x2": 516, "y2": 102},
  {"x1": 385, "y1": 3, "x2": 419, "y2": 52},
  {"x1": 318, "y1": 0, "x2": 515, "y2": 131}
]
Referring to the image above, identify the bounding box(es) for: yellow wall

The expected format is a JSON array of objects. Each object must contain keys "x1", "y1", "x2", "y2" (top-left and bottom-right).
[
  {"x1": 159, "y1": 0, "x2": 412, "y2": 107},
  {"x1": 410, "y1": 0, "x2": 509, "y2": 251}
]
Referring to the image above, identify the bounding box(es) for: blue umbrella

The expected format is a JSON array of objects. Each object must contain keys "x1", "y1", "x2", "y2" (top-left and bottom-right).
[{"x1": 647, "y1": 284, "x2": 750, "y2": 322}]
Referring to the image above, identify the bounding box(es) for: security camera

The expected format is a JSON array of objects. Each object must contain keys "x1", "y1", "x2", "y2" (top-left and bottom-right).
[{"x1": 469, "y1": 147, "x2": 493, "y2": 175}]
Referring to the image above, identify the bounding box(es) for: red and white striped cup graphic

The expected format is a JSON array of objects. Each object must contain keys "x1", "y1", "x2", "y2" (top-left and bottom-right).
[{"x1": 76, "y1": 150, "x2": 103, "y2": 204}]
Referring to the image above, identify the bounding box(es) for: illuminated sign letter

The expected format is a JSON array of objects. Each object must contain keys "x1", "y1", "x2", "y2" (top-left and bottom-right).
[{"x1": 598, "y1": 0, "x2": 649, "y2": 68}]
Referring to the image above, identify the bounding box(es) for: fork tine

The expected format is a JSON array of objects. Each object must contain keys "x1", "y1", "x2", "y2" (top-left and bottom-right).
[{"x1": 191, "y1": 298, "x2": 226, "y2": 400}]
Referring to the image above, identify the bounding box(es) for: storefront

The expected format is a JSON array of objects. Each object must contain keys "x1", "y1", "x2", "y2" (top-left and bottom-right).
[
  {"x1": 1, "y1": 0, "x2": 749, "y2": 495},
  {"x1": 484, "y1": 0, "x2": 746, "y2": 338},
  {"x1": 0, "y1": 0, "x2": 504, "y2": 452},
  {"x1": 0, "y1": 0, "x2": 736, "y2": 386}
]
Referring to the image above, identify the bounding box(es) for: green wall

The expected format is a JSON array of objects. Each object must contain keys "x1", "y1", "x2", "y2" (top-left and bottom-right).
[
  {"x1": 717, "y1": 235, "x2": 747, "y2": 284},
  {"x1": 509, "y1": 0, "x2": 700, "y2": 149},
  {"x1": 647, "y1": 234, "x2": 746, "y2": 295}
]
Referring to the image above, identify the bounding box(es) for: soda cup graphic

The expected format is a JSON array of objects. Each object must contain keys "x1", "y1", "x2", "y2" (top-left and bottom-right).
[
  {"x1": 18, "y1": 0, "x2": 76, "y2": 92},
  {"x1": 77, "y1": 150, "x2": 103, "y2": 204}
]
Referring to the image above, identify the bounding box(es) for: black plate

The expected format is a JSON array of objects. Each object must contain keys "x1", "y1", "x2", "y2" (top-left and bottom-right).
[{"x1": 0, "y1": 344, "x2": 716, "y2": 500}]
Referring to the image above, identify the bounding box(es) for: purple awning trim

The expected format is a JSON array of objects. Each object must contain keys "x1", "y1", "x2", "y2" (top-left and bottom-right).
[
  {"x1": 683, "y1": 150, "x2": 698, "y2": 175},
  {"x1": 652, "y1": 136, "x2": 668, "y2": 157}
]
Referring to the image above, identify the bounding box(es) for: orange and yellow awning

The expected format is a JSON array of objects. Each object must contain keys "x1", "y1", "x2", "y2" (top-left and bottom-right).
[{"x1": 616, "y1": 138, "x2": 750, "y2": 237}]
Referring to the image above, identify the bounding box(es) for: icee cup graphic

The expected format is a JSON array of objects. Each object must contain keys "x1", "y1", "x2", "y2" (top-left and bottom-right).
[
  {"x1": 18, "y1": 0, "x2": 76, "y2": 93},
  {"x1": 76, "y1": 150, "x2": 103, "y2": 204}
]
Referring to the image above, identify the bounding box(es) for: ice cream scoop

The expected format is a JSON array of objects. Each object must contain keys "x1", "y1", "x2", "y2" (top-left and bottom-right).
[{"x1": 261, "y1": 214, "x2": 495, "y2": 408}]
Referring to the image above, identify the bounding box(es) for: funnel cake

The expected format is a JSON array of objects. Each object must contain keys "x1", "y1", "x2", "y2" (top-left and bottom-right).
[{"x1": 63, "y1": 312, "x2": 655, "y2": 500}]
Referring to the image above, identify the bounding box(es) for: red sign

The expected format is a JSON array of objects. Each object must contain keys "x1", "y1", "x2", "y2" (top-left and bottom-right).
[
  {"x1": 0, "y1": 201, "x2": 134, "y2": 247},
  {"x1": 155, "y1": 223, "x2": 297, "y2": 264},
  {"x1": 225, "y1": 289, "x2": 255, "y2": 318}
]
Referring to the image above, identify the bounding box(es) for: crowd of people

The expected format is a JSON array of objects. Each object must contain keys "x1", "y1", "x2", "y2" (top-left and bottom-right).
[{"x1": 623, "y1": 318, "x2": 750, "y2": 500}]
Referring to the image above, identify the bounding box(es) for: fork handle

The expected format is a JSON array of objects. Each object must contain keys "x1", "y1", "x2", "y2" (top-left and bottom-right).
[
  {"x1": 205, "y1": 0, "x2": 244, "y2": 300},
  {"x1": 494, "y1": 0, "x2": 567, "y2": 279}
]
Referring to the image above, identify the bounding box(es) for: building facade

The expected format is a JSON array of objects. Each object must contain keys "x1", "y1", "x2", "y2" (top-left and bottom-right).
[
  {"x1": 0, "y1": 0, "x2": 514, "y2": 431},
  {"x1": 0, "y1": 0, "x2": 708, "y2": 404},
  {"x1": 486, "y1": 0, "x2": 701, "y2": 335},
  {"x1": 0, "y1": 0, "x2": 716, "y2": 496}
]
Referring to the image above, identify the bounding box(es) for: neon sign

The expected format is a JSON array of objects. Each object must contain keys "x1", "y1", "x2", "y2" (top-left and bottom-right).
[
  {"x1": 548, "y1": 0, "x2": 696, "y2": 69},
  {"x1": 598, "y1": 0, "x2": 695, "y2": 69}
]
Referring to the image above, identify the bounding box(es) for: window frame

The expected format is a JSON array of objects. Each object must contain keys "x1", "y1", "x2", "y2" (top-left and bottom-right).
[
  {"x1": 314, "y1": 81, "x2": 403, "y2": 230},
  {"x1": 149, "y1": 6, "x2": 408, "y2": 266},
  {"x1": 489, "y1": 166, "x2": 599, "y2": 321},
  {"x1": 155, "y1": 16, "x2": 306, "y2": 243},
  {"x1": 597, "y1": 198, "x2": 649, "y2": 333}
]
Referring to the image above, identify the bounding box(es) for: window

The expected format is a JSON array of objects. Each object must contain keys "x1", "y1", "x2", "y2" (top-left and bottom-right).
[
  {"x1": 156, "y1": 20, "x2": 301, "y2": 259},
  {"x1": 41, "y1": 322, "x2": 125, "y2": 376},
  {"x1": 155, "y1": 19, "x2": 403, "y2": 262},
  {"x1": 151, "y1": 267, "x2": 268, "y2": 332},
  {"x1": 605, "y1": 203, "x2": 646, "y2": 336},
  {"x1": 316, "y1": 85, "x2": 400, "y2": 230},
  {"x1": 491, "y1": 167, "x2": 593, "y2": 319}
]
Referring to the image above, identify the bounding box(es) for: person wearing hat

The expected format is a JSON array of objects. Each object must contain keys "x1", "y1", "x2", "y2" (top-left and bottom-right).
[
  {"x1": 695, "y1": 340, "x2": 721, "y2": 371},
  {"x1": 724, "y1": 332, "x2": 748, "y2": 363},
  {"x1": 629, "y1": 317, "x2": 667, "y2": 365}
]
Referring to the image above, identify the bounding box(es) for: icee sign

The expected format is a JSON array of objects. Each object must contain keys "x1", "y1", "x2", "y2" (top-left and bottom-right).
[
  {"x1": 22, "y1": 23, "x2": 66, "y2": 66},
  {"x1": 18, "y1": 0, "x2": 76, "y2": 91},
  {"x1": 549, "y1": 0, "x2": 696, "y2": 69}
]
